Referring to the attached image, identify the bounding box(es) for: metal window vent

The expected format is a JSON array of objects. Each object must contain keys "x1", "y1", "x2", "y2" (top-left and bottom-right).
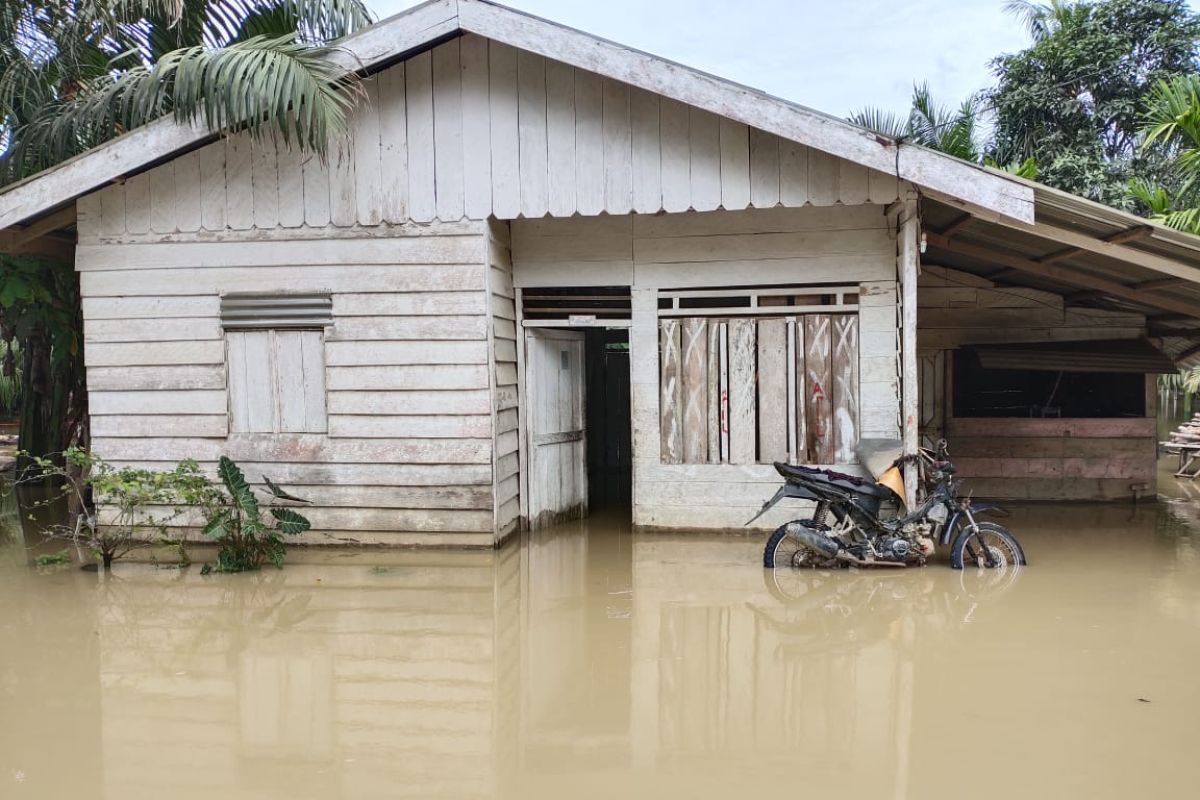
[{"x1": 220, "y1": 293, "x2": 333, "y2": 329}]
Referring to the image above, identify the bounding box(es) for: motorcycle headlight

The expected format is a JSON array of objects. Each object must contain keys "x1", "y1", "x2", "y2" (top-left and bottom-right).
[{"x1": 927, "y1": 502, "x2": 949, "y2": 524}]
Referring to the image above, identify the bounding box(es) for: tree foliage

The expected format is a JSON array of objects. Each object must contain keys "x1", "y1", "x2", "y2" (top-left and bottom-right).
[
  {"x1": 0, "y1": 0, "x2": 373, "y2": 185},
  {"x1": 988, "y1": 0, "x2": 1200, "y2": 208}
]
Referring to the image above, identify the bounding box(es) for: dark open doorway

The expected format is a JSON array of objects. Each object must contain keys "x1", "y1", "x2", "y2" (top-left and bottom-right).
[{"x1": 584, "y1": 328, "x2": 632, "y2": 511}]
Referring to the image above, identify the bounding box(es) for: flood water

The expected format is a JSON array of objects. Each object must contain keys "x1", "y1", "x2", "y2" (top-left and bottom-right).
[{"x1": 4, "y1": 491, "x2": 1200, "y2": 799}]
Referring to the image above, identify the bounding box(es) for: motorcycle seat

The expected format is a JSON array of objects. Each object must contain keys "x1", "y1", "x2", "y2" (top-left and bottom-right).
[{"x1": 773, "y1": 462, "x2": 894, "y2": 499}]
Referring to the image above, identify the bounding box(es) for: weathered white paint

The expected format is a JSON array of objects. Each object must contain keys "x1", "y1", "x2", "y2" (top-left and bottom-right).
[
  {"x1": 79, "y1": 218, "x2": 506, "y2": 544},
  {"x1": 76, "y1": 37, "x2": 904, "y2": 243},
  {"x1": 2, "y1": 0, "x2": 1035, "y2": 234}
]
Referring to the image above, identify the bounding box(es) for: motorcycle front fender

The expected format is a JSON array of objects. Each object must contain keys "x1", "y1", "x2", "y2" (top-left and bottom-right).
[
  {"x1": 939, "y1": 502, "x2": 1009, "y2": 546},
  {"x1": 746, "y1": 481, "x2": 821, "y2": 526}
]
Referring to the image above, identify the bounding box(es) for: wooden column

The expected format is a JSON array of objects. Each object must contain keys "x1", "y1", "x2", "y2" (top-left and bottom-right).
[{"x1": 898, "y1": 198, "x2": 920, "y2": 504}]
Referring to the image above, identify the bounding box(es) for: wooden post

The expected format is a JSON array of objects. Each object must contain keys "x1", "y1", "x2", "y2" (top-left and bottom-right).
[{"x1": 899, "y1": 198, "x2": 921, "y2": 504}]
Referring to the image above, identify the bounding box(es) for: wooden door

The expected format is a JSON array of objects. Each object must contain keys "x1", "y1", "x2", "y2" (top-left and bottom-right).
[{"x1": 524, "y1": 329, "x2": 587, "y2": 528}]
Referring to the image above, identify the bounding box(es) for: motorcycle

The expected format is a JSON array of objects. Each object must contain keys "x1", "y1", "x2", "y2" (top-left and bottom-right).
[{"x1": 753, "y1": 439, "x2": 1026, "y2": 574}]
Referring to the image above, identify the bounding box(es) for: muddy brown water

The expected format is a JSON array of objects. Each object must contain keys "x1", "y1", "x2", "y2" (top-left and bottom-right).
[{"x1": 4, "y1": 490, "x2": 1200, "y2": 799}]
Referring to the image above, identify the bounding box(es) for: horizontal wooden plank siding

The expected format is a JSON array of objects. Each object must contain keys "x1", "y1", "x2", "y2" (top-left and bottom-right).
[
  {"x1": 488, "y1": 219, "x2": 519, "y2": 541},
  {"x1": 78, "y1": 219, "x2": 499, "y2": 544},
  {"x1": 919, "y1": 265, "x2": 1154, "y2": 501},
  {"x1": 76, "y1": 36, "x2": 900, "y2": 244},
  {"x1": 946, "y1": 417, "x2": 1157, "y2": 500}
]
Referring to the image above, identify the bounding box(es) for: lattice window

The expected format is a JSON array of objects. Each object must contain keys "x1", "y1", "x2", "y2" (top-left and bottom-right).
[{"x1": 658, "y1": 287, "x2": 859, "y2": 465}]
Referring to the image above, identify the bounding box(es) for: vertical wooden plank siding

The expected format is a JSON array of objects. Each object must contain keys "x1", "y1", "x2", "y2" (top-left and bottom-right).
[
  {"x1": 431, "y1": 42, "x2": 465, "y2": 221},
  {"x1": 808, "y1": 149, "x2": 840, "y2": 207},
  {"x1": 517, "y1": 50, "x2": 548, "y2": 218},
  {"x1": 488, "y1": 42, "x2": 521, "y2": 220},
  {"x1": 251, "y1": 143, "x2": 278, "y2": 230},
  {"x1": 573, "y1": 70, "x2": 605, "y2": 216},
  {"x1": 302, "y1": 148, "x2": 333, "y2": 228},
  {"x1": 749, "y1": 128, "x2": 780, "y2": 208},
  {"x1": 174, "y1": 152, "x2": 203, "y2": 232},
  {"x1": 354, "y1": 76, "x2": 385, "y2": 226},
  {"x1": 405, "y1": 50, "x2": 436, "y2": 223},
  {"x1": 756, "y1": 319, "x2": 788, "y2": 463},
  {"x1": 831, "y1": 315, "x2": 859, "y2": 464},
  {"x1": 719, "y1": 119, "x2": 751, "y2": 210},
  {"x1": 793, "y1": 320, "x2": 807, "y2": 464},
  {"x1": 728, "y1": 319, "x2": 757, "y2": 464},
  {"x1": 688, "y1": 107, "x2": 721, "y2": 212},
  {"x1": 460, "y1": 35, "x2": 492, "y2": 221},
  {"x1": 545, "y1": 60, "x2": 577, "y2": 216},
  {"x1": 680, "y1": 318, "x2": 708, "y2": 463},
  {"x1": 659, "y1": 98, "x2": 691, "y2": 213},
  {"x1": 198, "y1": 142, "x2": 227, "y2": 231},
  {"x1": 706, "y1": 320, "x2": 723, "y2": 464},
  {"x1": 659, "y1": 320, "x2": 683, "y2": 464},
  {"x1": 804, "y1": 314, "x2": 834, "y2": 463},
  {"x1": 329, "y1": 137, "x2": 357, "y2": 227},
  {"x1": 378, "y1": 62, "x2": 409, "y2": 223},
  {"x1": 603, "y1": 78, "x2": 634, "y2": 214},
  {"x1": 149, "y1": 162, "x2": 176, "y2": 233},
  {"x1": 779, "y1": 141, "x2": 809, "y2": 207},
  {"x1": 630, "y1": 88, "x2": 662, "y2": 214},
  {"x1": 124, "y1": 173, "x2": 151, "y2": 234},
  {"x1": 273, "y1": 146, "x2": 305, "y2": 229},
  {"x1": 83, "y1": 54, "x2": 903, "y2": 234}
]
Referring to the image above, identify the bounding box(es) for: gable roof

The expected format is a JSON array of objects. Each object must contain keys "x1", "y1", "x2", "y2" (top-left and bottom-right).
[{"x1": 0, "y1": 0, "x2": 1034, "y2": 230}]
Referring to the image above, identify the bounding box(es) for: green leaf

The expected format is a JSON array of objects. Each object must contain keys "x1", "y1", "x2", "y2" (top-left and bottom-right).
[
  {"x1": 270, "y1": 506, "x2": 311, "y2": 536},
  {"x1": 263, "y1": 475, "x2": 312, "y2": 504},
  {"x1": 218, "y1": 455, "x2": 259, "y2": 521},
  {"x1": 201, "y1": 509, "x2": 232, "y2": 539}
]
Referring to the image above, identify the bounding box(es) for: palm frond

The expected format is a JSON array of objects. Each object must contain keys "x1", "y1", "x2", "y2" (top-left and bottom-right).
[
  {"x1": 848, "y1": 107, "x2": 909, "y2": 140},
  {"x1": 19, "y1": 33, "x2": 359, "y2": 163},
  {"x1": 1142, "y1": 76, "x2": 1200, "y2": 152}
]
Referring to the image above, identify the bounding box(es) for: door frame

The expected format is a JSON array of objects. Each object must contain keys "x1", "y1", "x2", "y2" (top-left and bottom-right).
[{"x1": 514, "y1": 287, "x2": 634, "y2": 530}]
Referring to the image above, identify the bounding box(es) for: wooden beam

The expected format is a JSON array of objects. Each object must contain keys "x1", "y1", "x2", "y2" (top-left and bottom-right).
[
  {"x1": 6, "y1": 206, "x2": 77, "y2": 249},
  {"x1": 991, "y1": 217, "x2": 1200, "y2": 283},
  {"x1": 938, "y1": 213, "x2": 974, "y2": 238},
  {"x1": 1037, "y1": 226, "x2": 1155, "y2": 266},
  {"x1": 1177, "y1": 342, "x2": 1200, "y2": 362},
  {"x1": 899, "y1": 199, "x2": 920, "y2": 505},
  {"x1": 927, "y1": 231, "x2": 1200, "y2": 320},
  {"x1": 1134, "y1": 276, "x2": 1187, "y2": 291}
]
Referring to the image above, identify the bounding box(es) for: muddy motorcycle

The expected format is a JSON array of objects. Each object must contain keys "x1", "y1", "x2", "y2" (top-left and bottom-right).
[{"x1": 754, "y1": 440, "x2": 1026, "y2": 572}]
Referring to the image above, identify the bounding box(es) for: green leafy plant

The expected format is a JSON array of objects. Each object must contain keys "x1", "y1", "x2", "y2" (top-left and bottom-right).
[
  {"x1": 33, "y1": 549, "x2": 71, "y2": 566},
  {"x1": 13, "y1": 448, "x2": 218, "y2": 569},
  {"x1": 201, "y1": 456, "x2": 311, "y2": 572}
]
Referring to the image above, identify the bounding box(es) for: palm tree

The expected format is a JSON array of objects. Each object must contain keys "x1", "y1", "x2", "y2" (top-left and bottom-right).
[
  {"x1": 1002, "y1": 0, "x2": 1087, "y2": 41},
  {"x1": 1131, "y1": 75, "x2": 1200, "y2": 233},
  {"x1": 849, "y1": 83, "x2": 1036, "y2": 177},
  {"x1": 0, "y1": 0, "x2": 373, "y2": 185}
]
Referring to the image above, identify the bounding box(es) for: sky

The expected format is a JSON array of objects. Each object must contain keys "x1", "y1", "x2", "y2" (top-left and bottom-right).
[{"x1": 366, "y1": 0, "x2": 1044, "y2": 119}]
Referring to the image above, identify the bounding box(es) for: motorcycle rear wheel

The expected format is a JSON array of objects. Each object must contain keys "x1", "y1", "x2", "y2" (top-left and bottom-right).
[
  {"x1": 949, "y1": 521, "x2": 1026, "y2": 570},
  {"x1": 763, "y1": 521, "x2": 826, "y2": 603}
]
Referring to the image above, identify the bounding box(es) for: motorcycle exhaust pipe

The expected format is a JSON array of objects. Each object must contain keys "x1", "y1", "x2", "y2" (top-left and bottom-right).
[{"x1": 786, "y1": 522, "x2": 841, "y2": 559}]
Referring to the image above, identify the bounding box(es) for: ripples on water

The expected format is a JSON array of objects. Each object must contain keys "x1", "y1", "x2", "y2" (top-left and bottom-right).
[{"x1": 3, "y1": 486, "x2": 1200, "y2": 799}]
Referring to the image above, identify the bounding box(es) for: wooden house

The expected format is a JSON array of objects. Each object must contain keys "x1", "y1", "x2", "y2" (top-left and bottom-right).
[{"x1": 5, "y1": 0, "x2": 1200, "y2": 545}]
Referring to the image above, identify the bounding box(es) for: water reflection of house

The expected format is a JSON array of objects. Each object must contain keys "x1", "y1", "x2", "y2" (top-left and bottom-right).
[{"x1": 5, "y1": 1, "x2": 1200, "y2": 552}]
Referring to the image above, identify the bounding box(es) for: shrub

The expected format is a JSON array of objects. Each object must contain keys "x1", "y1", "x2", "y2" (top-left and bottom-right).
[
  {"x1": 16, "y1": 448, "x2": 217, "y2": 569},
  {"x1": 201, "y1": 456, "x2": 311, "y2": 572}
]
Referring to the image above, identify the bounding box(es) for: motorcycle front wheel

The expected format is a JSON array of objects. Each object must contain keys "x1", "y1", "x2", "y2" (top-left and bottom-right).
[{"x1": 949, "y1": 521, "x2": 1026, "y2": 570}]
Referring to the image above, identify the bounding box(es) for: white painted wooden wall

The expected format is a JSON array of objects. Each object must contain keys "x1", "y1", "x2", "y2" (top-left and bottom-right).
[
  {"x1": 77, "y1": 35, "x2": 900, "y2": 239},
  {"x1": 511, "y1": 205, "x2": 900, "y2": 530},
  {"x1": 77, "y1": 220, "x2": 505, "y2": 546},
  {"x1": 70, "y1": 32, "x2": 908, "y2": 541},
  {"x1": 488, "y1": 219, "x2": 521, "y2": 541}
]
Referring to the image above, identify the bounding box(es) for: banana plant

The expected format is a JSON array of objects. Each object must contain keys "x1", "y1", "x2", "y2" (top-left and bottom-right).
[{"x1": 201, "y1": 455, "x2": 311, "y2": 572}]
